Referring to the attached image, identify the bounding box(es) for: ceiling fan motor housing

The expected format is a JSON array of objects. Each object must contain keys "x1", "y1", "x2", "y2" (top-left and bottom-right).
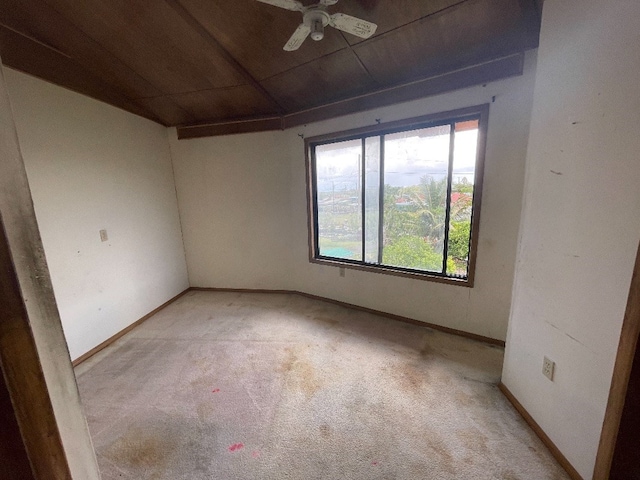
[{"x1": 304, "y1": 8, "x2": 330, "y2": 41}]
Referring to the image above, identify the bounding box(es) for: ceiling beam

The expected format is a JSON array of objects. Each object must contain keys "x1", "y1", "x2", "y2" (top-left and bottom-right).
[
  {"x1": 178, "y1": 115, "x2": 283, "y2": 139},
  {"x1": 177, "y1": 53, "x2": 524, "y2": 139},
  {"x1": 164, "y1": 0, "x2": 286, "y2": 115}
]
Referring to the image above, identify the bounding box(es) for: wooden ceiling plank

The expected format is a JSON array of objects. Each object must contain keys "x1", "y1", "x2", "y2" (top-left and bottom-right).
[
  {"x1": 283, "y1": 53, "x2": 524, "y2": 128},
  {"x1": 1, "y1": 0, "x2": 214, "y2": 124},
  {"x1": 516, "y1": 0, "x2": 543, "y2": 46},
  {"x1": 40, "y1": 0, "x2": 244, "y2": 94},
  {"x1": 260, "y1": 48, "x2": 377, "y2": 112},
  {"x1": 1, "y1": 0, "x2": 159, "y2": 99},
  {"x1": 177, "y1": 0, "x2": 350, "y2": 81},
  {"x1": 353, "y1": 0, "x2": 532, "y2": 87},
  {"x1": 167, "y1": 85, "x2": 277, "y2": 123},
  {"x1": 3, "y1": 0, "x2": 541, "y2": 129},
  {"x1": 135, "y1": 96, "x2": 197, "y2": 126},
  {"x1": 164, "y1": 0, "x2": 286, "y2": 114},
  {"x1": 338, "y1": 0, "x2": 466, "y2": 46},
  {"x1": 177, "y1": 53, "x2": 524, "y2": 139},
  {"x1": 0, "y1": 25, "x2": 170, "y2": 125}
]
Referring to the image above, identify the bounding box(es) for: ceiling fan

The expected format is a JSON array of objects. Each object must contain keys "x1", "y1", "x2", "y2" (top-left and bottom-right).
[{"x1": 256, "y1": 0, "x2": 378, "y2": 51}]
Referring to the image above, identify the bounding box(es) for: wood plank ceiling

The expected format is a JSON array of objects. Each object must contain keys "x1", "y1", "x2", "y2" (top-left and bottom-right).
[{"x1": 0, "y1": 0, "x2": 541, "y2": 138}]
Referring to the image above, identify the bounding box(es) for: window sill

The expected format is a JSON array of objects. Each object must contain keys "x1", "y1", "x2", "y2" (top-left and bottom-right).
[{"x1": 310, "y1": 256, "x2": 474, "y2": 287}]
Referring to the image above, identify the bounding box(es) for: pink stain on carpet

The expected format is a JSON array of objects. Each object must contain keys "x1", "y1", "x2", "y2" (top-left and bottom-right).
[
  {"x1": 372, "y1": 461, "x2": 379, "y2": 466},
  {"x1": 252, "y1": 451, "x2": 261, "y2": 458},
  {"x1": 228, "y1": 443, "x2": 244, "y2": 452},
  {"x1": 212, "y1": 388, "x2": 220, "y2": 393}
]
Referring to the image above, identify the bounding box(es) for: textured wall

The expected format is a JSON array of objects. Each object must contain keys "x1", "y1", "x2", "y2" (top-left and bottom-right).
[
  {"x1": 502, "y1": 0, "x2": 640, "y2": 477},
  {"x1": 170, "y1": 51, "x2": 538, "y2": 342},
  {"x1": 5, "y1": 68, "x2": 189, "y2": 360}
]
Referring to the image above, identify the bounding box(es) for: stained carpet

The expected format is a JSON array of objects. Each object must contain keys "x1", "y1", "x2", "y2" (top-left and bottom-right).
[{"x1": 75, "y1": 291, "x2": 569, "y2": 479}]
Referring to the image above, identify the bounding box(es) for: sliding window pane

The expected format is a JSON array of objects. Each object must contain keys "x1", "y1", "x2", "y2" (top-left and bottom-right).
[
  {"x1": 382, "y1": 125, "x2": 451, "y2": 272},
  {"x1": 315, "y1": 139, "x2": 363, "y2": 261},
  {"x1": 446, "y1": 120, "x2": 479, "y2": 278},
  {"x1": 364, "y1": 136, "x2": 381, "y2": 263}
]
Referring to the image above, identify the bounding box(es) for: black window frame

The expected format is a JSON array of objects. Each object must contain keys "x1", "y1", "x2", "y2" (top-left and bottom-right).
[{"x1": 304, "y1": 104, "x2": 489, "y2": 287}]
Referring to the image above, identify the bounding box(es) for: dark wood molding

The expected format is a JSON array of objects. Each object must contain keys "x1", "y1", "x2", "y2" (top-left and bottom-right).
[
  {"x1": 177, "y1": 54, "x2": 523, "y2": 139},
  {"x1": 0, "y1": 358, "x2": 35, "y2": 480},
  {"x1": 177, "y1": 115, "x2": 283, "y2": 139},
  {"x1": 283, "y1": 54, "x2": 522, "y2": 129},
  {"x1": 498, "y1": 383, "x2": 583, "y2": 480},
  {"x1": 593, "y1": 240, "x2": 640, "y2": 479},
  {"x1": 190, "y1": 287, "x2": 505, "y2": 347},
  {"x1": 0, "y1": 216, "x2": 72, "y2": 480},
  {"x1": 72, "y1": 288, "x2": 190, "y2": 367},
  {"x1": 163, "y1": 0, "x2": 285, "y2": 115}
]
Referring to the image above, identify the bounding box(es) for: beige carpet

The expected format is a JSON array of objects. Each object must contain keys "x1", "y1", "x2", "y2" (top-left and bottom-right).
[{"x1": 75, "y1": 291, "x2": 569, "y2": 480}]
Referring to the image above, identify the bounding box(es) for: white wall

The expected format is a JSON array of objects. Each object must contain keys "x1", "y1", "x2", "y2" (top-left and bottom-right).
[
  {"x1": 169, "y1": 130, "x2": 293, "y2": 290},
  {"x1": 171, "y1": 51, "x2": 538, "y2": 341},
  {"x1": 5, "y1": 68, "x2": 189, "y2": 360},
  {"x1": 501, "y1": 1, "x2": 640, "y2": 478},
  {"x1": 287, "y1": 53, "x2": 537, "y2": 341}
]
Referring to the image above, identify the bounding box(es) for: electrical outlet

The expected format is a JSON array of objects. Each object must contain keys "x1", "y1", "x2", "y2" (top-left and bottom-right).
[
  {"x1": 99, "y1": 229, "x2": 108, "y2": 242},
  {"x1": 339, "y1": 267, "x2": 345, "y2": 278},
  {"x1": 542, "y1": 356, "x2": 555, "y2": 381}
]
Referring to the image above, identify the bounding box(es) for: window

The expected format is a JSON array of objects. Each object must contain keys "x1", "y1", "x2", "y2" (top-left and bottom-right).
[{"x1": 305, "y1": 105, "x2": 488, "y2": 286}]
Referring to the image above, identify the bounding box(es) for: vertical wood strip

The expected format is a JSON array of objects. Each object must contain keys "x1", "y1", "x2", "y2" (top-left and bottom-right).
[
  {"x1": 593, "y1": 240, "x2": 640, "y2": 479},
  {"x1": 0, "y1": 335, "x2": 35, "y2": 480},
  {"x1": 0, "y1": 60, "x2": 100, "y2": 479},
  {"x1": 0, "y1": 217, "x2": 71, "y2": 479}
]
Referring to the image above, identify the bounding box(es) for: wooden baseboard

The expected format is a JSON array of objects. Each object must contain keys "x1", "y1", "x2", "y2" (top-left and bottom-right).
[
  {"x1": 72, "y1": 288, "x2": 190, "y2": 367},
  {"x1": 73, "y1": 285, "x2": 505, "y2": 367},
  {"x1": 191, "y1": 286, "x2": 505, "y2": 347},
  {"x1": 189, "y1": 286, "x2": 292, "y2": 295},
  {"x1": 498, "y1": 382, "x2": 583, "y2": 480}
]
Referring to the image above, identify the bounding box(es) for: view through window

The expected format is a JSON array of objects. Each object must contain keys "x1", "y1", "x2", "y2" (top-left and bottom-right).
[{"x1": 308, "y1": 106, "x2": 487, "y2": 284}]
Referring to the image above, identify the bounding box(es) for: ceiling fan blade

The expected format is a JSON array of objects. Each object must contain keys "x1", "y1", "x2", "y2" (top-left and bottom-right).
[
  {"x1": 284, "y1": 23, "x2": 311, "y2": 51},
  {"x1": 330, "y1": 13, "x2": 377, "y2": 38},
  {"x1": 255, "y1": 0, "x2": 303, "y2": 12}
]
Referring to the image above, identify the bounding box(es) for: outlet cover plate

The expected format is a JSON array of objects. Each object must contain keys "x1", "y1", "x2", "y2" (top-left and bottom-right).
[{"x1": 543, "y1": 356, "x2": 555, "y2": 381}]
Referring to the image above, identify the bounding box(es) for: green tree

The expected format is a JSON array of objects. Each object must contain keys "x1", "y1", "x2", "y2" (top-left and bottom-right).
[
  {"x1": 409, "y1": 176, "x2": 447, "y2": 249},
  {"x1": 448, "y1": 220, "x2": 471, "y2": 268},
  {"x1": 383, "y1": 235, "x2": 454, "y2": 272}
]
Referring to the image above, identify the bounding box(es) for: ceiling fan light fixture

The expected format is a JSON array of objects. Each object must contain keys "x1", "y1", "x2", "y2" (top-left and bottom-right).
[
  {"x1": 256, "y1": 0, "x2": 377, "y2": 51},
  {"x1": 306, "y1": 9, "x2": 329, "y2": 41},
  {"x1": 310, "y1": 19, "x2": 324, "y2": 41}
]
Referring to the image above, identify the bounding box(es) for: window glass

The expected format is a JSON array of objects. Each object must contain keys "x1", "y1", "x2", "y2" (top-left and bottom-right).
[
  {"x1": 308, "y1": 106, "x2": 487, "y2": 284},
  {"x1": 382, "y1": 125, "x2": 451, "y2": 273},
  {"x1": 315, "y1": 139, "x2": 362, "y2": 261},
  {"x1": 364, "y1": 136, "x2": 381, "y2": 264},
  {"x1": 447, "y1": 120, "x2": 479, "y2": 278}
]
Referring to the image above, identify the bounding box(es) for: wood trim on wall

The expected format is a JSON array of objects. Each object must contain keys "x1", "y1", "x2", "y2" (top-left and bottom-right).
[
  {"x1": 178, "y1": 116, "x2": 283, "y2": 140},
  {"x1": 0, "y1": 216, "x2": 72, "y2": 479},
  {"x1": 593, "y1": 240, "x2": 640, "y2": 479},
  {"x1": 72, "y1": 288, "x2": 190, "y2": 366},
  {"x1": 283, "y1": 54, "x2": 521, "y2": 130},
  {"x1": 0, "y1": 357, "x2": 35, "y2": 480},
  {"x1": 75, "y1": 285, "x2": 506, "y2": 369},
  {"x1": 498, "y1": 383, "x2": 583, "y2": 480}
]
